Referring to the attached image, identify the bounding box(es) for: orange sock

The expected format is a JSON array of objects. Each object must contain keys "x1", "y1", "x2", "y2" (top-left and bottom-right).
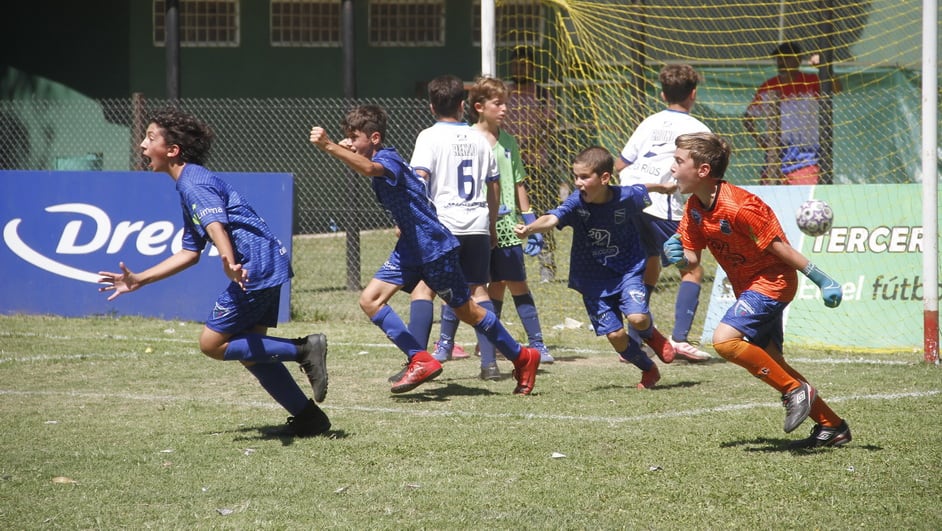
[
  {"x1": 769, "y1": 352, "x2": 843, "y2": 427},
  {"x1": 713, "y1": 338, "x2": 800, "y2": 395}
]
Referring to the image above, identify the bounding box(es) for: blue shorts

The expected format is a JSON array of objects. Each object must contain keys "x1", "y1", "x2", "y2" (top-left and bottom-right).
[
  {"x1": 490, "y1": 245, "x2": 526, "y2": 282},
  {"x1": 582, "y1": 275, "x2": 649, "y2": 336},
  {"x1": 636, "y1": 213, "x2": 679, "y2": 266},
  {"x1": 373, "y1": 249, "x2": 472, "y2": 308},
  {"x1": 206, "y1": 284, "x2": 282, "y2": 334},
  {"x1": 455, "y1": 234, "x2": 492, "y2": 285},
  {"x1": 721, "y1": 290, "x2": 786, "y2": 352}
]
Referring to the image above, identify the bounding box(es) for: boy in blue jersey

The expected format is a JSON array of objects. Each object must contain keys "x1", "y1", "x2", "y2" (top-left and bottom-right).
[
  {"x1": 309, "y1": 104, "x2": 541, "y2": 395},
  {"x1": 515, "y1": 147, "x2": 677, "y2": 389},
  {"x1": 406, "y1": 74, "x2": 505, "y2": 376},
  {"x1": 98, "y1": 108, "x2": 330, "y2": 437}
]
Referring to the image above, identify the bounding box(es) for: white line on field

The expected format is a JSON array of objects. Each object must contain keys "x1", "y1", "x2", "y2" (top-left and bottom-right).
[{"x1": 1, "y1": 389, "x2": 937, "y2": 425}]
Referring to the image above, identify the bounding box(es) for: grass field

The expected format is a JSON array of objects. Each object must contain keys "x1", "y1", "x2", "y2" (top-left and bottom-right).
[
  {"x1": 2, "y1": 232, "x2": 940, "y2": 529},
  {"x1": 2, "y1": 312, "x2": 939, "y2": 529}
]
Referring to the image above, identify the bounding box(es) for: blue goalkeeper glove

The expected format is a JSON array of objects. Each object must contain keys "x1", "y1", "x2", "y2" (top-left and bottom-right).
[
  {"x1": 521, "y1": 211, "x2": 543, "y2": 256},
  {"x1": 802, "y1": 262, "x2": 842, "y2": 308},
  {"x1": 663, "y1": 234, "x2": 689, "y2": 269},
  {"x1": 497, "y1": 204, "x2": 511, "y2": 217}
]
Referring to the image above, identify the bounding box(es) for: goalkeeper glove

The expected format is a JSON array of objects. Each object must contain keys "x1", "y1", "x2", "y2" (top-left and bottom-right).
[
  {"x1": 521, "y1": 211, "x2": 543, "y2": 256},
  {"x1": 663, "y1": 234, "x2": 689, "y2": 269},
  {"x1": 497, "y1": 204, "x2": 511, "y2": 217},
  {"x1": 802, "y1": 262, "x2": 842, "y2": 308}
]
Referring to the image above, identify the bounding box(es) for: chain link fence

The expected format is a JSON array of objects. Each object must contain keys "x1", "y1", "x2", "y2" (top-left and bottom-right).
[{"x1": 1, "y1": 97, "x2": 592, "y2": 324}]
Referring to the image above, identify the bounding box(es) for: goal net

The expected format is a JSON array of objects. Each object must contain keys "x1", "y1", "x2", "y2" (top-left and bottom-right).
[{"x1": 489, "y1": 0, "x2": 933, "y2": 352}]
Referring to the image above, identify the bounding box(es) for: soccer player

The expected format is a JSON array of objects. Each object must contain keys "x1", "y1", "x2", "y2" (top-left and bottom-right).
[
  {"x1": 98, "y1": 107, "x2": 330, "y2": 438},
  {"x1": 664, "y1": 131, "x2": 851, "y2": 448},
  {"x1": 515, "y1": 146, "x2": 677, "y2": 389},
  {"x1": 428, "y1": 75, "x2": 555, "y2": 381},
  {"x1": 308, "y1": 104, "x2": 541, "y2": 395},
  {"x1": 406, "y1": 74, "x2": 505, "y2": 378},
  {"x1": 614, "y1": 63, "x2": 712, "y2": 362}
]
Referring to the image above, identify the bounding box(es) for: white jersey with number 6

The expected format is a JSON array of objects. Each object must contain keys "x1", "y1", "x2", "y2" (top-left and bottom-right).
[{"x1": 411, "y1": 121, "x2": 499, "y2": 236}]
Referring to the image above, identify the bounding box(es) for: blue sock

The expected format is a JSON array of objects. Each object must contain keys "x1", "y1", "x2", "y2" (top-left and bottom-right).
[
  {"x1": 438, "y1": 305, "x2": 460, "y2": 352},
  {"x1": 673, "y1": 281, "x2": 701, "y2": 342},
  {"x1": 223, "y1": 334, "x2": 297, "y2": 362},
  {"x1": 619, "y1": 338, "x2": 654, "y2": 371},
  {"x1": 245, "y1": 363, "x2": 309, "y2": 415},
  {"x1": 637, "y1": 318, "x2": 655, "y2": 340},
  {"x1": 372, "y1": 305, "x2": 424, "y2": 358},
  {"x1": 475, "y1": 300, "x2": 498, "y2": 366},
  {"x1": 408, "y1": 299, "x2": 434, "y2": 349},
  {"x1": 512, "y1": 292, "x2": 544, "y2": 346},
  {"x1": 473, "y1": 309, "x2": 521, "y2": 361}
]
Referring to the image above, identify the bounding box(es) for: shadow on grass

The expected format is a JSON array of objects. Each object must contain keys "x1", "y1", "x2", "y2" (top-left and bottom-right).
[
  {"x1": 389, "y1": 382, "x2": 500, "y2": 402},
  {"x1": 720, "y1": 436, "x2": 882, "y2": 454},
  {"x1": 230, "y1": 425, "x2": 351, "y2": 446},
  {"x1": 591, "y1": 380, "x2": 703, "y2": 392}
]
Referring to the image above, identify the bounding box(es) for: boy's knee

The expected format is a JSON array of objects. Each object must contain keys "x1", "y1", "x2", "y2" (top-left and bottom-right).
[
  {"x1": 712, "y1": 337, "x2": 748, "y2": 361},
  {"x1": 625, "y1": 313, "x2": 650, "y2": 330}
]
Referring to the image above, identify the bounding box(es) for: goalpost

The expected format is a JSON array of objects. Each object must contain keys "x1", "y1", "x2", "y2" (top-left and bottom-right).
[{"x1": 480, "y1": 0, "x2": 939, "y2": 359}]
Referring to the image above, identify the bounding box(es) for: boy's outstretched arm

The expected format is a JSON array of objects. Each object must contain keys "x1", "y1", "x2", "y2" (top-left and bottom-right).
[
  {"x1": 768, "y1": 239, "x2": 842, "y2": 307},
  {"x1": 514, "y1": 213, "x2": 559, "y2": 240},
  {"x1": 98, "y1": 250, "x2": 200, "y2": 301},
  {"x1": 309, "y1": 126, "x2": 385, "y2": 177}
]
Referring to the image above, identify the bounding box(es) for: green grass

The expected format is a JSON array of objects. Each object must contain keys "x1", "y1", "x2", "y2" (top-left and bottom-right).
[
  {"x1": 1, "y1": 310, "x2": 939, "y2": 529},
  {"x1": 2, "y1": 230, "x2": 939, "y2": 528}
]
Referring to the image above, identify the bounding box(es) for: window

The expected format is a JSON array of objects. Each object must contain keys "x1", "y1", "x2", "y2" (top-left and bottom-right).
[
  {"x1": 369, "y1": 0, "x2": 445, "y2": 47},
  {"x1": 271, "y1": 0, "x2": 341, "y2": 47},
  {"x1": 153, "y1": 0, "x2": 240, "y2": 47},
  {"x1": 471, "y1": 0, "x2": 543, "y2": 47}
]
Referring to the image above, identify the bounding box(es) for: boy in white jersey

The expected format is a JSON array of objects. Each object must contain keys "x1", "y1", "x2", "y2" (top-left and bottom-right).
[
  {"x1": 614, "y1": 63, "x2": 712, "y2": 362},
  {"x1": 428, "y1": 76, "x2": 556, "y2": 380},
  {"x1": 405, "y1": 75, "x2": 506, "y2": 376}
]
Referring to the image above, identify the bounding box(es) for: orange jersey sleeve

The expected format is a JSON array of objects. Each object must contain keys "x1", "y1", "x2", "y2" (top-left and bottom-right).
[{"x1": 679, "y1": 182, "x2": 798, "y2": 301}]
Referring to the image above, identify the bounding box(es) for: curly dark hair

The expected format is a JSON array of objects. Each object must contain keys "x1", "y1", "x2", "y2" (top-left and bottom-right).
[{"x1": 147, "y1": 107, "x2": 214, "y2": 165}]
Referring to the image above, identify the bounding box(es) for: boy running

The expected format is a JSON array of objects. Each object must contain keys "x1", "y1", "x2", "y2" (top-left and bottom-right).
[
  {"x1": 98, "y1": 108, "x2": 330, "y2": 437},
  {"x1": 515, "y1": 147, "x2": 677, "y2": 389},
  {"x1": 309, "y1": 104, "x2": 540, "y2": 395},
  {"x1": 664, "y1": 132, "x2": 850, "y2": 447}
]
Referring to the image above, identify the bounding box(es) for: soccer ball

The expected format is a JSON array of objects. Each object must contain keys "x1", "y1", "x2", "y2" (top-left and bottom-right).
[{"x1": 795, "y1": 199, "x2": 834, "y2": 237}]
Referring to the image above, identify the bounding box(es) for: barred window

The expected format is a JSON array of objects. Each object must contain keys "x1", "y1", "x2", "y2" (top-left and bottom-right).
[
  {"x1": 271, "y1": 0, "x2": 341, "y2": 47},
  {"x1": 153, "y1": 0, "x2": 240, "y2": 47},
  {"x1": 369, "y1": 0, "x2": 445, "y2": 47},
  {"x1": 471, "y1": 0, "x2": 543, "y2": 47}
]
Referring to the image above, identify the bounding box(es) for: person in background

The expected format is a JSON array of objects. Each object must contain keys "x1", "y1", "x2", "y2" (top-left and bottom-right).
[
  {"x1": 614, "y1": 63, "x2": 712, "y2": 362},
  {"x1": 743, "y1": 42, "x2": 830, "y2": 185}
]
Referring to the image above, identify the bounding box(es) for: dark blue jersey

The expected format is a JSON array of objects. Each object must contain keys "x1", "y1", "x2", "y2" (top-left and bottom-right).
[
  {"x1": 176, "y1": 164, "x2": 292, "y2": 291},
  {"x1": 371, "y1": 147, "x2": 459, "y2": 266},
  {"x1": 549, "y1": 184, "x2": 651, "y2": 297}
]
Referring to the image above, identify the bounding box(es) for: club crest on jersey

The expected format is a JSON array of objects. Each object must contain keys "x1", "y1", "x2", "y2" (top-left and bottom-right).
[
  {"x1": 614, "y1": 208, "x2": 626, "y2": 225},
  {"x1": 690, "y1": 210, "x2": 702, "y2": 224},
  {"x1": 720, "y1": 219, "x2": 732, "y2": 234}
]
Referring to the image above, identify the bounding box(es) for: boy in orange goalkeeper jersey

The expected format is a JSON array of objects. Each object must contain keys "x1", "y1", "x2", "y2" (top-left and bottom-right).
[{"x1": 664, "y1": 132, "x2": 850, "y2": 448}]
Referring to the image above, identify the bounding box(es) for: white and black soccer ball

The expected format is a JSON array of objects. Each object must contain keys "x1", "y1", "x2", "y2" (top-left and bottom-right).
[{"x1": 795, "y1": 199, "x2": 834, "y2": 237}]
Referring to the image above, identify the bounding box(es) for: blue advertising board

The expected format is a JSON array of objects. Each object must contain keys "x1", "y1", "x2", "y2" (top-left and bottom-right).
[{"x1": 1, "y1": 170, "x2": 293, "y2": 322}]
